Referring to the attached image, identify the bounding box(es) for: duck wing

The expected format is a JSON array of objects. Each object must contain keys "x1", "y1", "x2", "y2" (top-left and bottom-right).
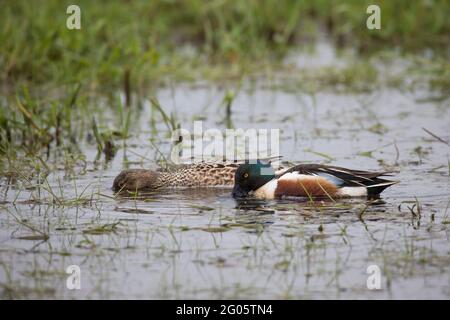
[{"x1": 279, "y1": 164, "x2": 398, "y2": 195}]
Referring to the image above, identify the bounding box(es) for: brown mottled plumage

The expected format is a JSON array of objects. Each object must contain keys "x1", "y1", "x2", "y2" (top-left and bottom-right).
[{"x1": 113, "y1": 162, "x2": 240, "y2": 192}]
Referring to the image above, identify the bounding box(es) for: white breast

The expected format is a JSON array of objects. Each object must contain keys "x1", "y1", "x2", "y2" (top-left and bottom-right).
[
  {"x1": 253, "y1": 180, "x2": 278, "y2": 199},
  {"x1": 336, "y1": 187, "x2": 367, "y2": 197}
]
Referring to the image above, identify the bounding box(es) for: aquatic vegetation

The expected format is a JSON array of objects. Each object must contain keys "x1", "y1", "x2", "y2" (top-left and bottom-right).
[{"x1": 0, "y1": 0, "x2": 449, "y2": 300}]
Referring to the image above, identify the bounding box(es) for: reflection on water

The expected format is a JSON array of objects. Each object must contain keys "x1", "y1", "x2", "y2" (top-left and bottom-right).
[{"x1": 1, "y1": 52, "x2": 449, "y2": 299}]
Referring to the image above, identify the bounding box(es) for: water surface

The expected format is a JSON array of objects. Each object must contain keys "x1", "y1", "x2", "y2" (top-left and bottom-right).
[{"x1": 1, "y1": 50, "x2": 449, "y2": 299}]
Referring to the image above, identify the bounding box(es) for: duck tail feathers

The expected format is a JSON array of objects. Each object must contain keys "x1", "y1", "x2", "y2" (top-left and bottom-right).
[{"x1": 366, "y1": 179, "x2": 399, "y2": 195}]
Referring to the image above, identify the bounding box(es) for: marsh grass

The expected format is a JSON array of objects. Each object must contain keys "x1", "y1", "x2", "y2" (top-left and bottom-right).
[
  {"x1": 1, "y1": 1, "x2": 449, "y2": 96},
  {"x1": 0, "y1": 1, "x2": 449, "y2": 173},
  {"x1": 0, "y1": 0, "x2": 449, "y2": 300},
  {"x1": 1, "y1": 1, "x2": 449, "y2": 86}
]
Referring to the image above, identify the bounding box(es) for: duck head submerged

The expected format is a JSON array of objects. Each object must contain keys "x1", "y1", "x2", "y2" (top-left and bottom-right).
[
  {"x1": 113, "y1": 169, "x2": 161, "y2": 192},
  {"x1": 232, "y1": 161, "x2": 275, "y2": 198}
]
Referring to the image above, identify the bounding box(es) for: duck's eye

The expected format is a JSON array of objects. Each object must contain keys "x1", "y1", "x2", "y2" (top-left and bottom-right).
[{"x1": 243, "y1": 173, "x2": 249, "y2": 179}]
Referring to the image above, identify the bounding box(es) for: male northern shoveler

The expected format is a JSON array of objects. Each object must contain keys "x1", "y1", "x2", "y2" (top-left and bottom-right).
[{"x1": 232, "y1": 161, "x2": 398, "y2": 200}]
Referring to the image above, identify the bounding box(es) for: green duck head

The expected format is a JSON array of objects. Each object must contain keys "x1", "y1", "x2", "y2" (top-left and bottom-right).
[{"x1": 232, "y1": 160, "x2": 275, "y2": 198}]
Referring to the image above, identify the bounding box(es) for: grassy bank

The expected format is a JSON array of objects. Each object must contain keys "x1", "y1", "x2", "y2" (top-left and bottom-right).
[{"x1": 1, "y1": 0, "x2": 449, "y2": 90}]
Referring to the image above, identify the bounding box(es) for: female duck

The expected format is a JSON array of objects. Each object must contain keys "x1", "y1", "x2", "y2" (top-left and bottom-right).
[
  {"x1": 232, "y1": 161, "x2": 398, "y2": 199},
  {"x1": 113, "y1": 162, "x2": 239, "y2": 191},
  {"x1": 113, "y1": 158, "x2": 284, "y2": 192}
]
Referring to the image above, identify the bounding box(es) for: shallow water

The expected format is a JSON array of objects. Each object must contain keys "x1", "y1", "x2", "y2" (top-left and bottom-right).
[{"x1": 1, "y1": 50, "x2": 449, "y2": 299}]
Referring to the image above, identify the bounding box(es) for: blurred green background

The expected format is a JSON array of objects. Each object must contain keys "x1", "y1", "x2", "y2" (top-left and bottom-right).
[{"x1": 1, "y1": 0, "x2": 449, "y2": 90}]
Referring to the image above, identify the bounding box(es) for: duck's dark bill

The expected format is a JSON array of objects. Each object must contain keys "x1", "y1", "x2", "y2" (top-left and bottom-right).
[{"x1": 232, "y1": 185, "x2": 248, "y2": 198}]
